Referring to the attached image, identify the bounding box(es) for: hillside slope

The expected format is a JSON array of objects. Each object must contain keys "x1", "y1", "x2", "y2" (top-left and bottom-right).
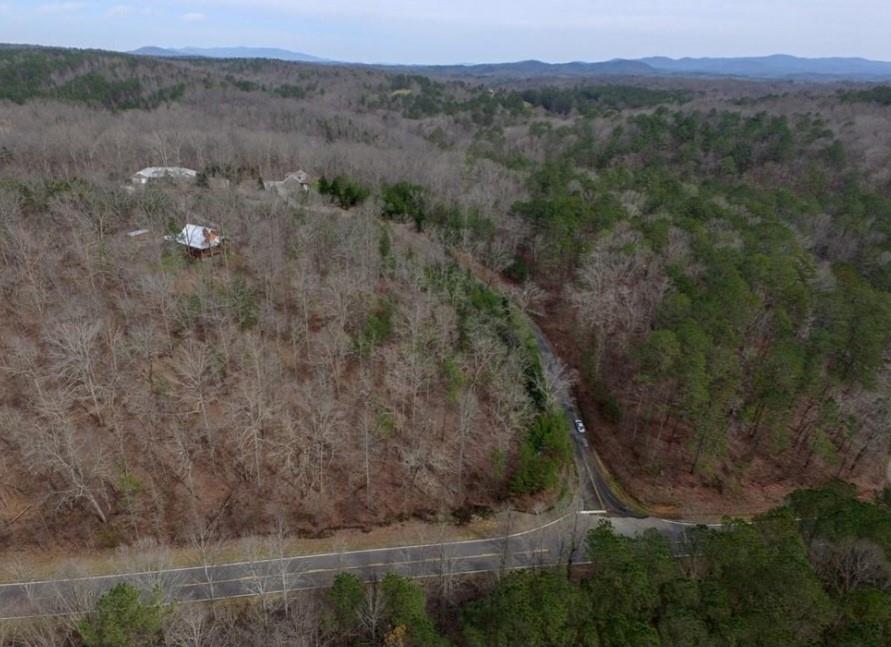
[{"x1": 1, "y1": 45, "x2": 889, "y2": 537}]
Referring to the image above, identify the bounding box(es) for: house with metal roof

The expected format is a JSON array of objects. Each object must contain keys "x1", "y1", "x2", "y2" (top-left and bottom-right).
[
  {"x1": 131, "y1": 167, "x2": 198, "y2": 185},
  {"x1": 171, "y1": 224, "x2": 224, "y2": 257}
]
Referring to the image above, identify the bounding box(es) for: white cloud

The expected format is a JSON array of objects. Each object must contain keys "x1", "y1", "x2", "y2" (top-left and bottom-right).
[
  {"x1": 180, "y1": 11, "x2": 206, "y2": 22},
  {"x1": 177, "y1": 0, "x2": 737, "y2": 30},
  {"x1": 106, "y1": 4, "x2": 151, "y2": 17},
  {"x1": 36, "y1": 1, "x2": 84, "y2": 13},
  {"x1": 107, "y1": 4, "x2": 133, "y2": 16}
]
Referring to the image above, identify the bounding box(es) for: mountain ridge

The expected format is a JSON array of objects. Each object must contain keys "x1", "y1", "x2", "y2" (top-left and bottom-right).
[
  {"x1": 640, "y1": 54, "x2": 891, "y2": 78},
  {"x1": 127, "y1": 46, "x2": 891, "y2": 79}
]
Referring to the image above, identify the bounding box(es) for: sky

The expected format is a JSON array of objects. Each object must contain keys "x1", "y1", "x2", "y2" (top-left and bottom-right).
[{"x1": 2, "y1": 0, "x2": 891, "y2": 64}]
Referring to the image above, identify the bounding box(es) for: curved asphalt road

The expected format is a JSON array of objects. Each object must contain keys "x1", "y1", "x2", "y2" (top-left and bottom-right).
[
  {"x1": 0, "y1": 301, "x2": 683, "y2": 621},
  {"x1": 528, "y1": 321, "x2": 641, "y2": 517}
]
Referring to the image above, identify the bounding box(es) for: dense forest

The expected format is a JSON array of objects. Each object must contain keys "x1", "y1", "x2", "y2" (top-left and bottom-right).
[
  {"x1": 1, "y1": 43, "x2": 890, "y2": 533},
  {"x1": 0, "y1": 47, "x2": 585, "y2": 553}
]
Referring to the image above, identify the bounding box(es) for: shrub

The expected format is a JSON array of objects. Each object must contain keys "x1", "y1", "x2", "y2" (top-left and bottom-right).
[
  {"x1": 381, "y1": 181, "x2": 427, "y2": 230},
  {"x1": 318, "y1": 174, "x2": 370, "y2": 209},
  {"x1": 79, "y1": 584, "x2": 165, "y2": 647},
  {"x1": 511, "y1": 408, "x2": 571, "y2": 494},
  {"x1": 355, "y1": 298, "x2": 397, "y2": 356}
]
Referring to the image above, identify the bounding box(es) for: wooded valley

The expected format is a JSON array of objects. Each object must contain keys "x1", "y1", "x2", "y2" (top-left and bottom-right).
[{"x1": 0, "y1": 43, "x2": 891, "y2": 645}]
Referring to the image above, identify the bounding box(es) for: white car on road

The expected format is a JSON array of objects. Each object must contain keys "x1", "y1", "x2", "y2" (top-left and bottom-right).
[{"x1": 573, "y1": 419, "x2": 586, "y2": 434}]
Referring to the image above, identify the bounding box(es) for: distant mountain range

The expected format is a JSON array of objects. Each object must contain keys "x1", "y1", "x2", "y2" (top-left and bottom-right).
[
  {"x1": 640, "y1": 54, "x2": 891, "y2": 79},
  {"x1": 411, "y1": 55, "x2": 891, "y2": 80},
  {"x1": 130, "y1": 46, "x2": 327, "y2": 63},
  {"x1": 394, "y1": 59, "x2": 656, "y2": 78},
  {"x1": 128, "y1": 47, "x2": 891, "y2": 80}
]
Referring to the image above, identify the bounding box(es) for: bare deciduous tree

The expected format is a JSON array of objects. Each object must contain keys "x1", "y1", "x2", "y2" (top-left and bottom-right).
[
  {"x1": 46, "y1": 320, "x2": 106, "y2": 425},
  {"x1": 165, "y1": 605, "x2": 217, "y2": 647},
  {"x1": 17, "y1": 392, "x2": 110, "y2": 523},
  {"x1": 171, "y1": 338, "x2": 218, "y2": 453}
]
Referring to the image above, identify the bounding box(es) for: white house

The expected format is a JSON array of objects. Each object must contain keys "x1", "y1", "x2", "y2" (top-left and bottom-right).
[
  {"x1": 131, "y1": 167, "x2": 198, "y2": 185},
  {"x1": 172, "y1": 224, "x2": 224, "y2": 256}
]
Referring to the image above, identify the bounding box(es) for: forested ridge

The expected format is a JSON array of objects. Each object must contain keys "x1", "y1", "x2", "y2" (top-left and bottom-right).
[{"x1": 0, "y1": 46, "x2": 323, "y2": 109}]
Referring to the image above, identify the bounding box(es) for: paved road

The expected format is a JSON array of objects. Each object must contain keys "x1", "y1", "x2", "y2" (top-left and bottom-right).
[
  {"x1": 0, "y1": 512, "x2": 696, "y2": 620},
  {"x1": 528, "y1": 321, "x2": 641, "y2": 517},
  {"x1": 0, "y1": 291, "x2": 676, "y2": 621}
]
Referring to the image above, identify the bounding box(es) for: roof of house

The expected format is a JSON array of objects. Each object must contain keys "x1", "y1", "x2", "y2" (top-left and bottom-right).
[
  {"x1": 174, "y1": 224, "x2": 222, "y2": 250},
  {"x1": 133, "y1": 166, "x2": 198, "y2": 179}
]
